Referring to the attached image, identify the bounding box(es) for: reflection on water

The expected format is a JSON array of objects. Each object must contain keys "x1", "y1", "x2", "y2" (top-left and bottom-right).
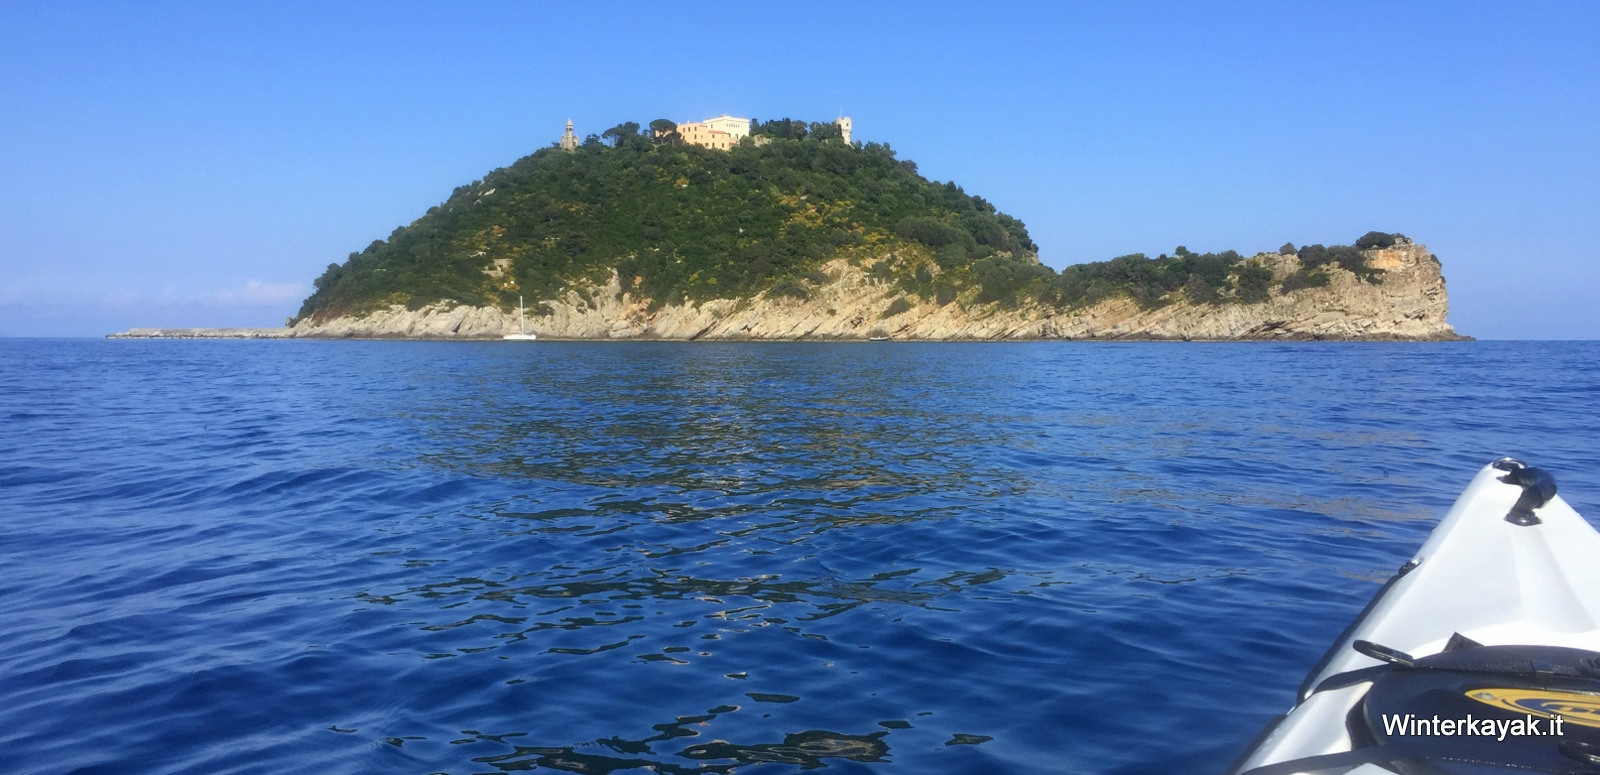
[
  {"x1": 681, "y1": 729, "x2": 890, "y2": 769},
  {"x1": 462, "y1": 715, "x2": 891, "y2": 774}
]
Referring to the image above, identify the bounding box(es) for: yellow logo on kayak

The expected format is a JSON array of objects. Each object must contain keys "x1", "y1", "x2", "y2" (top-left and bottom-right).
[{"x1": 1467, "y1": 688, "x2": 1600, "y2": 729}]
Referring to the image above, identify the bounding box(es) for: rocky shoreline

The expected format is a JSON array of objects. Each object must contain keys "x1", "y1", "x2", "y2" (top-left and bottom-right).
[
  {"x1": 111, "y1": 241, "x2": 1466, "y2": 342},
  {"x1": 107, "y1": 329, "x2": 1468, "y2": 342}
]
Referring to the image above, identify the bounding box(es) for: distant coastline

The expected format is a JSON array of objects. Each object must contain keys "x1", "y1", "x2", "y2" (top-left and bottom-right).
[{"x1": 108, "y1": 328, "x2": 294, "y2": 339}]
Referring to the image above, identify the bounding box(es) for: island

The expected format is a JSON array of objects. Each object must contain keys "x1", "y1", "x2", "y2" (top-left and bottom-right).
[{"x1": 111, "y1": 115, "x2": 1463, "y2": 341}]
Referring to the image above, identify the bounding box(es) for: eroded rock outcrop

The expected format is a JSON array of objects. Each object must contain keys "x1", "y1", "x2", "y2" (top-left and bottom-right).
[{"x1": 231, "y1": 239, "x2": 1459, "y2": 341}]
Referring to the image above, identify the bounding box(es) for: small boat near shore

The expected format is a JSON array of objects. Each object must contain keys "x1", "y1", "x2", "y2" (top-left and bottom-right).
[
  {"x1": 1228, "y1": 458, "x2": 1600, "y2": 775},
  {"x1": 503, "y1": 295, "x2": 538, "y2": 341}
]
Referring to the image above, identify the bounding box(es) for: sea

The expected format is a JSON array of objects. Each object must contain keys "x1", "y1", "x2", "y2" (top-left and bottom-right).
[{"x1": 2, "y1": 339, "x2": 1598, "y2": 775}]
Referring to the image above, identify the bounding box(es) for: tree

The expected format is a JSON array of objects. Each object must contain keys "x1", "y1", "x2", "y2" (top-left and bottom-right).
[
  {"x1": 754, "y1": 117, "x2": 808, "y2": 140},
  {"x1": 808, "y1": 121, "x2": 843, "y2": 141},
  {"x1": 601, "y1": 121, "x2": 641, "y2": 148},
  {"x1": 649, "y1": 118, "x2": 679, "y2": 145},
  {"x1": 312, "y1": 262, "x2": 344, "y2": 291}
]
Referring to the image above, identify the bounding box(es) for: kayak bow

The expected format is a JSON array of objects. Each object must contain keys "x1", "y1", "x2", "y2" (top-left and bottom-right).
[{"x1": 1229, "y1": 458, "x2": 1600, "y2": 775}]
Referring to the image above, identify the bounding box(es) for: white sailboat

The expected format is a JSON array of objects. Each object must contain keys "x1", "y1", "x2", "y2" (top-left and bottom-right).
[{"x1": 503, "y1": 295, "x2": 538, "y2": 340}]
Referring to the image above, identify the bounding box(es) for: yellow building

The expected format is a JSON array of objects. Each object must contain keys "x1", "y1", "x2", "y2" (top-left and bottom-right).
[
  {"x1": 675, "y1": 123, "x2": 735, "y2": 150},
  {"x1": 675, "y1": 114, "x2": 751, "y2": 150}
]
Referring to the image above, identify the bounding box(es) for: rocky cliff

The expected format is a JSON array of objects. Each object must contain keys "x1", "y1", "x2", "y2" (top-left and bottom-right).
[{"x1": 274, "y1": 238, "x2": 1459, "y2": 341}]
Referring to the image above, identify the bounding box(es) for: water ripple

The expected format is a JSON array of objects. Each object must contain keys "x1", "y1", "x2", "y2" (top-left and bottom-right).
[{"x1": 2, "y1": 339, "x2": 1599, "y2": 773}]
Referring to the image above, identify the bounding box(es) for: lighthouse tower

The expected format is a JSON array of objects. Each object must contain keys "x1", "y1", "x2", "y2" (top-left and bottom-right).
[{"x1": 560, "y1": 119, "x2": 578, "y2": 152}]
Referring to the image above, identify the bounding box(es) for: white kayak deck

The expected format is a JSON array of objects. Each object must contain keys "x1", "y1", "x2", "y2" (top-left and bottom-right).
[{"x1": 1235, "y1": 460, "x2": 1600, "y2": 773}]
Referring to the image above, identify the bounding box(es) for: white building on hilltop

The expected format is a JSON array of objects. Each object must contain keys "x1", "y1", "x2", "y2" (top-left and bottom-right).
[{"x1": 647, "y1": 114, "x2": 855, "y2": 151}]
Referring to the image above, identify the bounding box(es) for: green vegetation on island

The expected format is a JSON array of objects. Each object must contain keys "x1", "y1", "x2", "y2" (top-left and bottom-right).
[
  {"x1": 1041, "y1": 232, "x2": 1398, "y2": 311},
  {"x1": 297, "y1": 118, "x2": 1033, "y2": 321},
  {"x1": 294, "y1": 117, "x2": 1405, "y2": 322}
]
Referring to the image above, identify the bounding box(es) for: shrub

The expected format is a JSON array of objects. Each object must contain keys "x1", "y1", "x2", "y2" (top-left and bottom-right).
[
  {"x1": 1184, "y1": 273, "x2": 1220, "y2": 304},
  {"x1": 896, "y1": 217, "x2": 969, "y2": 249},
  {"x1": 1355, "y1": 231, "x2": 1399, "y2": 250},
  {"x1": 769, "y1": 278, "x2": 810, "y2": 301},
  {"x1": 936, "y1": 243, "x2": 969, "y2": 268},
  {"x1": 1131, "y1": 282, "x2": 1170, "y2": 309},
  {"x1": 1280, "y1": 268, "x2": 1330, "y2": 292},
  {"x1": 1235, "y1": 264, "x2": 1273, "y2": 303},
  {"x1": 1299, "y1": 244, "x2": 1367, "y2": 273}
]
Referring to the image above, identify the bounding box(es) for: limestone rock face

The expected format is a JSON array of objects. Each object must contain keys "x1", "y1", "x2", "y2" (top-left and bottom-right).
[
  {"x1": 1031, "y1": 240, "x2": 1459, "y2": 341},
  {"x1": 285, "y1": 239, "x2": 1461, "y2": 341}
]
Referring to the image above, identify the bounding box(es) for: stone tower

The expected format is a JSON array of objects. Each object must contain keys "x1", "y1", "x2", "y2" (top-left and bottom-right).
[
  {"x1": 836, "y1": 116, "x2": 852, "y2": 145},
  {"x1": 560, "y1": 119, "x2": 577, "y2": 152}
]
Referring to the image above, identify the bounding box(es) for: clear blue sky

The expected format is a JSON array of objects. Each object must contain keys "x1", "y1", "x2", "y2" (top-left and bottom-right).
[{"x1": 3, "y1": 1, "x2": 1596, "y2": 338}]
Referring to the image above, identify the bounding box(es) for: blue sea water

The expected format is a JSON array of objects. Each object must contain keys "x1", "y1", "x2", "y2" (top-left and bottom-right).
[{"x1": 2, "y1": 339, "x2": 1599, "y2": 775}]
